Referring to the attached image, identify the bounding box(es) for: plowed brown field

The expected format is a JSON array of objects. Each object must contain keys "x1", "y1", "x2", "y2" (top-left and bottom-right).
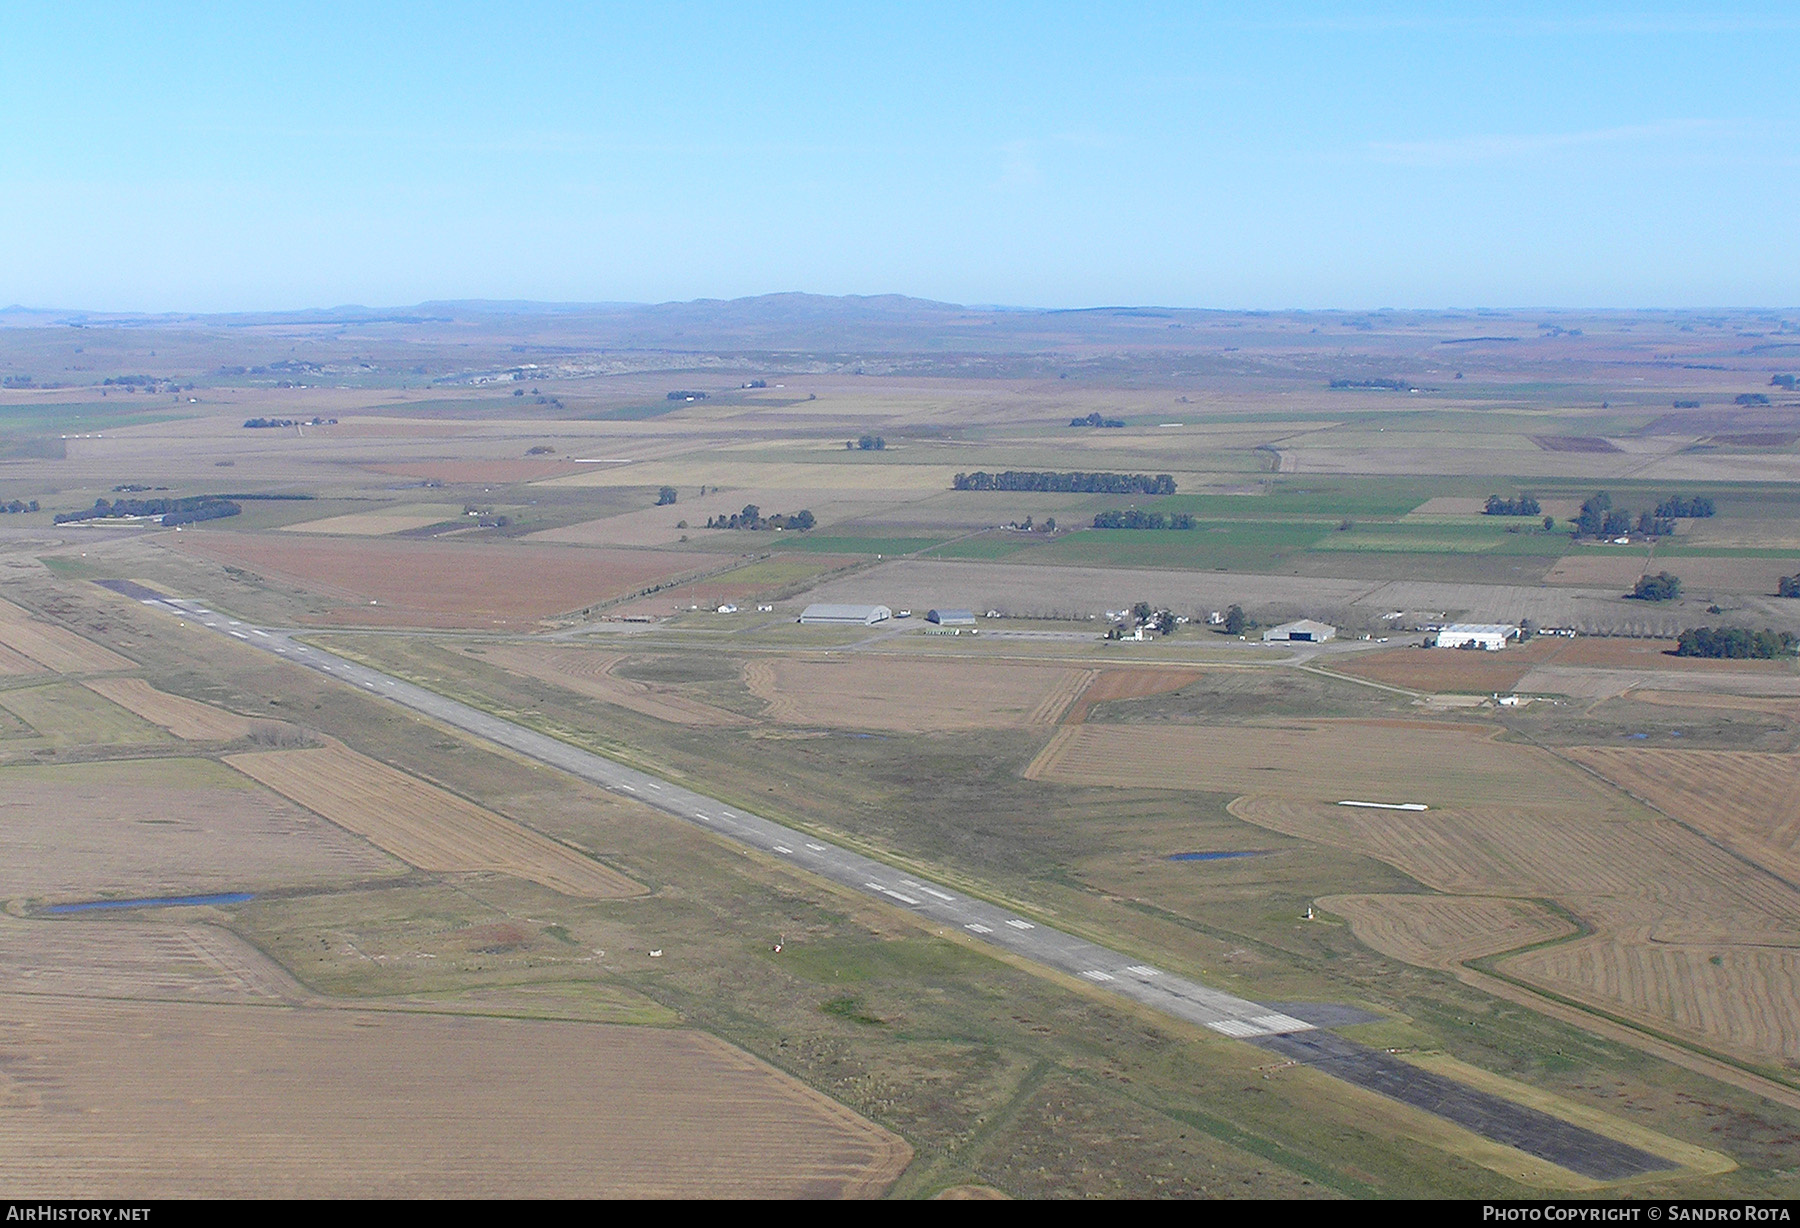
[
  {"x1": 1230, "y1": 791, "x2": 1800, "y2": 1063},
  {"x1": 169, "y1": 532, "x2": 704, "y2": 627},
  {"x1": 1320, "y1": 894, "x2": 1574, "y2": 971},
  {"x1": 1061, "y1": 668, "x2": 1201, "y2": 724},
  {"x1": 1506, "y1": 939, "x2": 1800, "y2": 1067},
  {"x1": 477, "y1": 644, "x2": 746, "y2": 726},
  {"x1": 368, "y1": 459, "x2": 583, "y2": 483},
  {"x1": 1331, "y1": 641, "x2": 1564, "y2": 694},
  {"x1": 746, "y1": 656, "x2": 1093, "y2": 731},
  {"x1": 1563, "y1": 745, "x2": 1800, "y2": 891},
  {"x1": 1027, "y1": 720, "x2": 1603, "y2": 807},
  {"x1": 0, "y1": 916, "x2": 301, "y2": 1003},
  {"x1": 224, "y1": 743, "x2": 643, "y2": 898},
  {"x1": 0, "y1": 758, "x2": 404, "y2": 903},
  {"x1": 0, "y1": 598, "x2": 134, "y2": 673},
  {"x1": 0, "y1": 997, "x2": 911, "y2": 1198},
  {"x1": 81, "y1": 677, "x2": 260, "y2": 740}
]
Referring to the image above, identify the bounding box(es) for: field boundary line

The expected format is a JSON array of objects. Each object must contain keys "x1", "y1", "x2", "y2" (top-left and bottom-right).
[
  {"x1": 1297, "y1": 662, "x2": 1425, "y2": 699},
  {"x1": 1460, "y1": 959, "x2": 1800, "y2": 1112},
  {"x1": 1529, "y1": 733, "x2": 1800, "y2": 898},
  {"x1": 1021, "y1": 726, "x2": 1080, "y2": 780}
]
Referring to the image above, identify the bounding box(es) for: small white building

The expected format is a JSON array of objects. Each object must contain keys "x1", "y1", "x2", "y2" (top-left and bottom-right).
[
  {"x1": 1262, "y1": 619, "x2": 1337, "y2": 643},
  {"x1": 1435, "y1": 623, "x2": 1520, "y2": 651},
  {"x1": 798, "y1": 603, "x2": 892, "y2": 626}
]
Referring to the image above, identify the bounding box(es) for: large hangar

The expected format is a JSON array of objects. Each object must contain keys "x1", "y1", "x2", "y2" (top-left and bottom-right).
[
  {"x1": 1435, "y1": 623, "x2": 1520, "y2": 651},
  {"x1": 1262, "y1": 619, "x2": 1336, "y2": 643},
  {"x1": 798, "y1": 603, "x2": 892, "y2": 626}
]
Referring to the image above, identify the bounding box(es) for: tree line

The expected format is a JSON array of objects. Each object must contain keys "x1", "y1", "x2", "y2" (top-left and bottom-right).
[
  {"x1": 1573, "y1": 491, "x2": 1713, "y2": 539},
  {"x1": 1674, "y1": 627, "x2": 1796, "y2": 659},
  {"x1": 1092, "y1": 509, "x2": 1196, "y2": 530},
  {"x1": 54, "y1": 496, "x2": 242, "y2": 526},
  {"x1": 953, "y1": 471, "x2": 1177, "y2": 495},
  {"x1": 1630, "y1": 572, "x2": 1682, "y2": 601},
  {"x1": 706, "y1": 504, "x2": 815, "y2": 531},
  {"x1": 1068, "y1": 412, "x2": 1125, "y2": 429},
  {"x1": 1484, "y1": 494, "x2": 1542, "y2": 516},
  {"x1": 1, "y1": 499, "x2": 39, "y2": 514}
]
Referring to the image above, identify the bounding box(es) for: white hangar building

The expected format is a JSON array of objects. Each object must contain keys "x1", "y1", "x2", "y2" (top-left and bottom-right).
[
  {"x1": 1261, "y1": 619, "x2": 1337, "y2": 643},
  {"x1": 1435, "y1": 623, "x2": 1520, "y2": 651},
  {"x1": 798, "y1": 603, "x2": 892, "y2": 626}
]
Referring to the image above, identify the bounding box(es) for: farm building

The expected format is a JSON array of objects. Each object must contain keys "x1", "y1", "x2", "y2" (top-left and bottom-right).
[
  {"x1": 1261, "y1": 619, "x2": 1336, "y2": 643},
  {"x1": 926, "y1": 608, "x2": 976, "y2": 626},
  {"x1": 798, "y1": 603, "x2": 892, "y2": 626},
  {"x1": 1435, "y1": 623, "x2": 1520, "y2": 651}
]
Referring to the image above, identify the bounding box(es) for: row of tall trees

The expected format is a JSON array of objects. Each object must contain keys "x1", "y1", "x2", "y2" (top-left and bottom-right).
[
  {"x1": 54, "y1": 496, "x2": 242, "y2": 526},
  {"x1": 705, "y1": 504, "x2": 815, "y2": 531},
  {"x1": 953, "y1": 471, "x2": 1177, "y2": 495},
  {"x1": 1091, "y1": 509, "x2": 1196, "y2": 530},
  {"x1": 1674, "y1": 627, "x2": 1796, "y2": 658}
]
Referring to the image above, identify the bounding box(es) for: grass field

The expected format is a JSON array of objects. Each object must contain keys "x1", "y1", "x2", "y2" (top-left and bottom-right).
[{"x1": 225, "y1": 742, "x2": 645, "y2": 899}]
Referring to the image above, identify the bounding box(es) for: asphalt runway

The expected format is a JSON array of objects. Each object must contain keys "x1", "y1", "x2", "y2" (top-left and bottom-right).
[
  {"x1": 103, "y1": 581, "x2": 1314, "y2": 1041},
  {"x1": 101, "y1": 578, "x2": 1675, "y2": 1178},
  {"x1": 1253, "y1": 1031, "x2": 1671, "y2": 1180}
]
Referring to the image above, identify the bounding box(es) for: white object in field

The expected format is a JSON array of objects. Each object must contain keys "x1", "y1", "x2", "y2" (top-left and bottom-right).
[
  {"x1": 648, "y1": 949, "x2": 663, "y2": 958},
  {"x1": 1338, "y1": 800, "x2": 1429, "y2": 812}
]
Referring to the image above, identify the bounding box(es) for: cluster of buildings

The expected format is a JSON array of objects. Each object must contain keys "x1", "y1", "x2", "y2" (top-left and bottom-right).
[
  {"x1": 787, "y1": 605, "x2": 1526, "y2": 653},
  {"x1": 795, "y1": 604, "x2": 981, "y2": 629}
]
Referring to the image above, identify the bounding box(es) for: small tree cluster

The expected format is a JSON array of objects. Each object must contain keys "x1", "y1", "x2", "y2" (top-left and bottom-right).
[
  {"x1": 1675, "y1": 627, "x2": 1796, "y2": 659},
  {"x1": 953, "y1": 471, "x2": 1176, "y2": 495},
  {"x1": 1630, "y1": 571, "x2": 1682, "y2": 602},
  {"x1": 706, "y1": 504, "x2": 815, "y2": 531},
  {"x1": 847, "y1": 435, "x2": 885, "y2": 450},
  {"x1": 1, "y1": 499, "x2": 39, "y2": 513},
  {"x1": 656, "y1": 486, "x2": 678, "y2": 506},
  {"x1": 1483, "y1": 494, "x2": 1542, "y2": 516},
  {"x1": 1574, "y1": 491, "x2": 1710, "y2": 538},
  {"x1": 1068, "y1": 412, "x2": 1125, "y2": 428},
  {"x1": 1654, "y1": 495, "x2": 1715, "y2": 518},
  {"x1": 1092, "y1": 509, "x2": 1196, "y2": 530},
  {"x1": 1777, "y1": 575, "x2": 1800, "y2": 598}
]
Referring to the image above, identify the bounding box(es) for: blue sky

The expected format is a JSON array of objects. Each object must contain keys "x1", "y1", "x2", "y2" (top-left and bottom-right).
[{"x1": 2, "y1": 3, "x2": 1795, "y2": 311}]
